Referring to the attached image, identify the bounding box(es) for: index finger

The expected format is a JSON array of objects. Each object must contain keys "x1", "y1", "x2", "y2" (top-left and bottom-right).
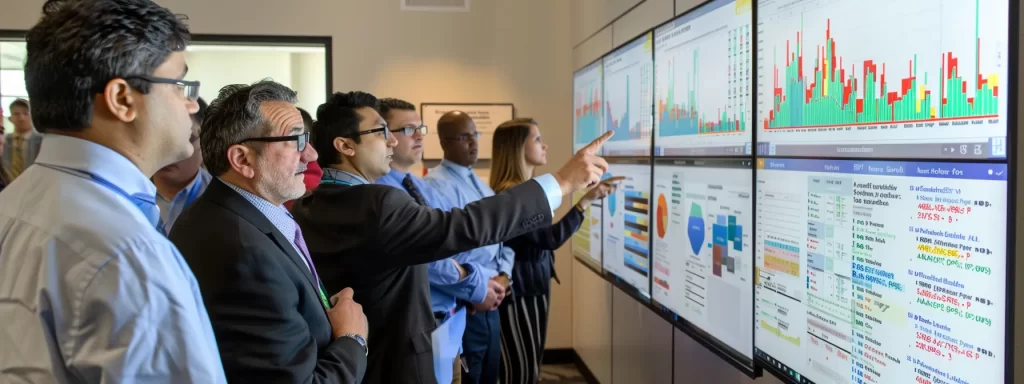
[{"x1": 579, "y1": 130, "x2": 614, "y2": 155}]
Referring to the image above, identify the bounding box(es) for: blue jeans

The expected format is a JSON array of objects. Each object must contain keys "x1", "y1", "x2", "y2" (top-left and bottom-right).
[{"x1": 461, "y1": 309, "x2": 500, "y2": 384}]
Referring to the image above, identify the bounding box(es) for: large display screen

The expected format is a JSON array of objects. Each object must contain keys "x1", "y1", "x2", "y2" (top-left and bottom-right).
[
  {"x1": 603, "y1": 160, "x2": 653, "y2": 297},
  {"x1": 572, "y1": 189, "x2": 604, "y2": 270},
  {"x1": 602, "y1": 32, "x2": 654, "y2": 157},
  {"x1": 651, "y1": 158, "x2": 754, "y2": 364},
  {"x1": 755, "y1": 0, "x2": 1010, "y2": 159},
  {"x1": 654, "y1": 0, "x2": 752, "y2": 157},
  {"x1": 754, "y1": 158, "x2": 1007, "y2": 384},
  {"x1": 574, "y1": 60, "x2": 605, "y2": 154}
]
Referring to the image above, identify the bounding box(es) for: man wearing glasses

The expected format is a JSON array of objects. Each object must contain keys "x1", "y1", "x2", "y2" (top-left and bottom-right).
[
  {"x1": 291, "y1": 91, "x2": 613, "y2": 384},
  {"x1": 168, "y1": 80, "x2": 369, "y2": 383},
  {"x1": 424, "y1": 111, "x2": 512, "y2": 384},
  {"x1": 0, "y1": 0, "x2": 226, "y2": 382},
  {"x1": 372, "y1": 98, "x2": 504, "y2": 384},
  {"x1": 153, "y1": 97, "x2": 212, "y2": 233}
]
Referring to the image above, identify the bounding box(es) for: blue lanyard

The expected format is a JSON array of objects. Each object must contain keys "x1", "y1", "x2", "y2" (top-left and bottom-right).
[
  {"x1": 320, "y1": 168, "x2": 367, "y2": 186},
  {"x1": 36, "y1": 162, "x2": 160, "y2": 220}
]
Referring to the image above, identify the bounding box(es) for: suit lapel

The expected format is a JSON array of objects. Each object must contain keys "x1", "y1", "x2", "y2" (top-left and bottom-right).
[{"x1": 205, "y1": 180, "x2": 327, "y2": 314}]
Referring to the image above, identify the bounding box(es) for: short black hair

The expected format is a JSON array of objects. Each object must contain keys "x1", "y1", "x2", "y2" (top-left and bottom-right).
[
  {"x1": 377, "y1": 98, "x2": 416, "y2": 121},
  {"x1": 201, "y1": 80, "x2": 298, "y2": 176},
  {"x1": 313, "y1": 91, "x2": 379, "y2": 167},
  {"x1": 9, "y1": 99, "x2": 29, "y2": 111},
  {"x1": 192, "y1": 97, "x2": 208, "y2": 125},
  {"x1": 25, "y1": 0, "x2": 190, "y2": 132},
  {"x1": 297, "y1": 107, "x2": 314, "y2": 132}
]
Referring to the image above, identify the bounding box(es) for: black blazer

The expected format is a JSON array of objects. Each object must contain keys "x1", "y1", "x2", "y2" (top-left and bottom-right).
[
  {"x1": 170, "y1": 180, "x2": 367, "y2": 384},
  {"x1": 506, "y1": 206, "x2": 584, "y2": 298},
  {"x1": 290, "y1": 178, "x2": 553, "y2": 384}
]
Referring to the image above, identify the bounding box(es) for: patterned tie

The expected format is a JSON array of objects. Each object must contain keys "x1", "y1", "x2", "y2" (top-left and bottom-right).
[
  {"x1": 401, "y1": 174, "x2": 429, "y2": 206},
  {"x1": 294, "y1": 223, "x2": 331, "y2": 310},
  {"x1": 10, "y1": 135, "x2": 24, "y2": 178}
]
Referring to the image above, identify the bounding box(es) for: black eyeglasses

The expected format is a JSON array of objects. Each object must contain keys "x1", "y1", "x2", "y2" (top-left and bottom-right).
[
  {"x1": 238, "y1": 132, "x2": 309, "y2": 152},
  {"x1": 390, "y1": 125, "x2": 428, "y2": 136},
  {"x1": 347, "y1": 125, "x2": 391, "y2": 140},
  {"x1": 444, "y1": 132, "x2": 481, "y2": 142},
  {"x1": 125, "y1": 75, "x2": 201, "y2": 101}
]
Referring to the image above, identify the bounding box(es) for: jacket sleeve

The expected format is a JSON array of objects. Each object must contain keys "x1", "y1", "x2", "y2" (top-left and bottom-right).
[
  {"x1": 516, "y1": 206, "x2": 585, "y2": 251},
  {"x1": 370, "y1": 180, "x2": 553, "y2": 271}
]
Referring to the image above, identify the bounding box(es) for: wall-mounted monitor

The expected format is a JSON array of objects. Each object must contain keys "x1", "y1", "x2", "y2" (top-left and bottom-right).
[
  {"x1": 574, "y1": 60, "x2": 605, "y2": 154},
  {"x1": 654, "y1": 0, "x2": 753, "y2": 157},
  {"x1": 651, "y1": 158, "x2": 755, "y2": 368},
  {"x1": 755, "y1": 0, "x2": 1011, "y2": 159},
  {"x1": 602, "y1": 32, "x2": 655, "y2": 157},
  {"x1": 602, "y1": 158, "x2": 653, "y2": 298},
  {"x1": 754, "y1": 158, "x2": 1007, "y2": 384}
]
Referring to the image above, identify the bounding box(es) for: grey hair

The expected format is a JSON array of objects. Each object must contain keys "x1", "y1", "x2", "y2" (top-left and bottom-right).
[{"x1": 200, "y1": 79, "x2": 298, "y2": 176}]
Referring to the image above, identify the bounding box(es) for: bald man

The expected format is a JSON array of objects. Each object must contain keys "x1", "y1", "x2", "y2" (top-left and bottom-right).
[{"x1": 425, "y1": 111, "x2": 511, "y2": 384}]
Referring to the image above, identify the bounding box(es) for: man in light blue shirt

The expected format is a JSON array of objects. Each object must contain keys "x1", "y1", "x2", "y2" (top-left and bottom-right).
[
  {"x1": 0, "y1": 1, "x2": 226, "y2": 382},
  {"x1": 374, "y1": 98, "x2": 504, "y2": 383},
  {"x1": 425, "y1": 111, "x2": 517, "y2": 384},
  {"x1": 153, "y1": 97, "x2": 212, "y2": 233}
]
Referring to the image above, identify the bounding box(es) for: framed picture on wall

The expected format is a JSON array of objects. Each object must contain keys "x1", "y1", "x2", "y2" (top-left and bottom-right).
[{"x1": 420, "y1": 103, "x2": 515, "y2": 160}]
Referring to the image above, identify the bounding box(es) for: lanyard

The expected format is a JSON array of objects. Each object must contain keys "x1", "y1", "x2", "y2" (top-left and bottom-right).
[
  {"x1": 36, "y1": 163, "x2": 158, "y2": 214},
  {"x1": 320, "y1": 168, "x2": 367, "y2": 186}
]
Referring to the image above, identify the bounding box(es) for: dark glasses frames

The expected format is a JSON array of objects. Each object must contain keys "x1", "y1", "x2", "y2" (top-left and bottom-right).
[{"x1": 238, "y1": 132, "x2": 309, "y2": 152}]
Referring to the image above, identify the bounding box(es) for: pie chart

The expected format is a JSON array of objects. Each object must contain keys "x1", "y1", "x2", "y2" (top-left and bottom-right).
[{"x1": 656, "y1": 194, "x2": 668, "y2": 238}]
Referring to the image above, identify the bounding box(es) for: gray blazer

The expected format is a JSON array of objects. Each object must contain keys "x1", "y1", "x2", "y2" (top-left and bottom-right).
[{"x1": 3, "y1": 131, "x2": 44, "y2": 171}]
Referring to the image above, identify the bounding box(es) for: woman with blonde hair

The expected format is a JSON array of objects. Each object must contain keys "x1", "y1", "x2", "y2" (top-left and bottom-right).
[{"x1": 490, "y1": 118, "x2": 617, "y2": 383}]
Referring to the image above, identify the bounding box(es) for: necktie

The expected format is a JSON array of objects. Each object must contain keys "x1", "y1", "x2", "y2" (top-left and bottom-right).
[
  {"x1": 10, "y1": 136, "x2": 24, "y2": 178},
  {"x1": 294, "y1": 223, "x2": 331, "y2": 310},
  {"x1": 467, "y1": 172, "x2": 486, "y2": 198},
  {"x1": 401, "y1": 174, "x2": 429, "y2": 206}
]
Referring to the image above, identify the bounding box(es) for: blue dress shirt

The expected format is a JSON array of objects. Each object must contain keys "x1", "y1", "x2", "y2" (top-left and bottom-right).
[
  {"x1": 376, "y1": 168, "x2": 490, "y2": 311},
  {"x1": 0, "y1": 134, "x2": 227, "y2": 383},
  {"x1": 221, "y1": 179, "x2": 309, "y2": 263},
  {"x1": 157, "y1": 167, "x2": 212, "y2": 233},
  {"x1": 425, "y1": 159, "x2": 565, "y2": 276}
]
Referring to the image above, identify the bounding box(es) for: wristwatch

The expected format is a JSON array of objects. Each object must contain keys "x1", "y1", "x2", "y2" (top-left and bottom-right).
[{"x1": 340, "y1": 333, "x2": 368, "y2": 356}]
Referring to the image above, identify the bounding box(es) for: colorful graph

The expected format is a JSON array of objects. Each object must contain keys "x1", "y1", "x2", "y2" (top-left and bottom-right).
[
  {"x1": 656, "y1": 194, "x2": 668, "y2": 238},
  {"x1": 606, "y1": 76, "x2": 647, "y2": 142},
  {"x1": 711, "y1": 214, "x2": 743, "y2": 277},
  {"x1": 623, "y1": 189, "x2": 651, "y2": 276},
  {"x1": 658, "y1": 44, "x2": 747, "y2": 136},
  {"x1": 763, "y1": 1, "x2": 1000, "y2": 130},
  {"x1": 687, "y1": 203, "x2": 705, "y2": 255},
  {"x1": 575, "y1": 86, "x2": 603, "y2": 144}
]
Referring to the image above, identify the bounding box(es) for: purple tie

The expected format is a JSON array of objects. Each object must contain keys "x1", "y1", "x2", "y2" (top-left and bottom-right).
[{"x1": 294, "y1": 223, "x2": 330, "y2": 309}]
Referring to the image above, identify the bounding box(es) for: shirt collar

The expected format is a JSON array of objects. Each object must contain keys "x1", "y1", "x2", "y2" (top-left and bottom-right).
[
  {"x1": 322, "y1": 167, "x2": 369, "y2": 185},
  {"x1": 217, "y1": 177, "x2": 297, "y2": 238},
  {"x1": 440, "y1": 159, "x2": 474, "y2": 178},
  {"x1": 157, "y1": 167, "x2": 212, "y2": 203},
  {"x1": 34, "y1": 134, "x2": 155, "y2": 197},
  {"x1": 14, "y1": 130, "x2": 34, "y2": 140}
]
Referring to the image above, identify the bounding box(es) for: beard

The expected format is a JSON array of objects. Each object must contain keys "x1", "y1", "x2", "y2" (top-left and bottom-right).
[{"x1": 254, "y1": 156, "x2": 307, "y2": 204}]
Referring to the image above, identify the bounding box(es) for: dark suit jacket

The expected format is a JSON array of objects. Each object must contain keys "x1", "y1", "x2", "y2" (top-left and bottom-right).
[
  {"x1": 506, "y1": 206, "x2": 584, "y2": 298},
  {"x1": 170, "y1": 180, "x2": 367, "y2": 384},
  {"x1": 290, "y1": 178, "x2": 553, "y2": 384}
]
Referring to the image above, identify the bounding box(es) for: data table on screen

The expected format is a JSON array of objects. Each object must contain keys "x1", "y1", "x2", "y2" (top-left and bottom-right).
[
  {"x1": 574, "y1": 60, "x2": 605, "y2": 154},
  {"x1": 603, "y1": 161, "x2": 653, "y2": 296},
  {"x1": 651, "y1": 158, "x2": 755, "y2": 363},
  {"x1": 602, "y1": 33, "x2": 654, "y2": 157},
  {"x1": 654, "y1": 0, "x2": 753, "y2": 157},
  {"x1": 755, "y1": 0, "x2": 1010, "y2": 159},
  {"x1": 572, "y1": 189, "x2": 604, "y2": 269},
  {"x1": 754, "y1": 158, "x2": 1007, "y2": 384}
]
